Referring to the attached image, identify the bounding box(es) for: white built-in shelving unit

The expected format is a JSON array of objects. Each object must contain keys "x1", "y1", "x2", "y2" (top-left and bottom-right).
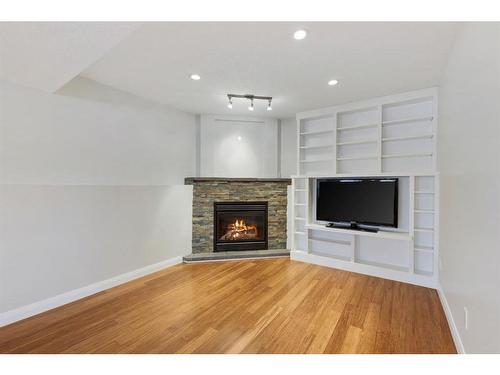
[{"x1": 291, "y1": 88, "x2": 439, "y2": 288}]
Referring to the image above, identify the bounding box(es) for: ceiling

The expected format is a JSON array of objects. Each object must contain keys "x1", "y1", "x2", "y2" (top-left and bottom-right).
[
  {"x1": 0, "y1": 22, "x2": 139, "y2": 92},
  {"x1": 1, "y1": 22, "x2": 459, "y2": 118}
]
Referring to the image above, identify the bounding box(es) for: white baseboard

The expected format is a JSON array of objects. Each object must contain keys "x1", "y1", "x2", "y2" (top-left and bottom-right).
[
  {"x1": 437, "y1": 284, "x2": 466, "y2": 354},
  {"x1": 0, "y1": 256, "x2": 183, "y2": 327},
  {"x1": 290, "y1": 250, "x2": 438, "y2": 289}
]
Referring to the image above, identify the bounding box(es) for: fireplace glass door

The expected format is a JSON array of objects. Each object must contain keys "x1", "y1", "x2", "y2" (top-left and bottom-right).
[{"x1": 214, "y1": 202, "x2": 268, "y2": 252}]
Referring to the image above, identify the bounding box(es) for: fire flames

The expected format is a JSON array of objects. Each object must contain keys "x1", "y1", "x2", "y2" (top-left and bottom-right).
[{"x1": 220, "y1": 219, "x2": 258, "y2": 241}]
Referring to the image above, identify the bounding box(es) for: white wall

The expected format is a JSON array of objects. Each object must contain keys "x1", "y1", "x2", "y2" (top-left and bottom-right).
[
  {"x1": 0, "y1": 184, "x2": 192, "y2": 313},
  {"x1": 0, "y1": 77, "x2": 195, "y2": 185},
  {"x1": 0, "y1": 77, "x2": 196, "y2": 316},
  {"x1": 280, "y1": 117, "x2": 297, "y2": 178},
  {"x1": 438, "y1": 23, "x2": 500, "y2": 353},
  {"x1": 199, "y1": 115, "x2": 278, "y2": 178}
]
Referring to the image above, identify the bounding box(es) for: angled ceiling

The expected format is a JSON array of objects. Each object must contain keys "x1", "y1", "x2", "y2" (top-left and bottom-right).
[
  {"x1": 0, "y1": 22, "x2": 459, "y2": 118},
  {"x1": 0, "y1": 22, "x2": 140, "y2": 92},
  {"x1": 82, "y1": 22, "x2": 459, "y2": 118}
]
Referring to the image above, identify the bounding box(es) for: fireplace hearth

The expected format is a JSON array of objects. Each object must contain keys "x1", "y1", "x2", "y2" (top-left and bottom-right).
[{"x1": 214, "y1": 202, "x2": 268, "y2": 252}]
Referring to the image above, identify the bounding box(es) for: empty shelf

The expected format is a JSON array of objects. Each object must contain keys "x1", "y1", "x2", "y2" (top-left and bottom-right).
[
  {"x1": 295, "y1": 203, "x2": 306, "y2": 206},
  {"x1": 414, "y1": 209, "x2": 435, "y2": 214},
  {"x1": 355, "y1": 259, "x2": 409, "y2": 273},
  {"x1": 414, "y1": 190, "x2": 434, "y2": 194},
  {"x1": 295, "y1": 217, "x2": 306, "y2": 221},
  {"x1": 300, "y1": 144, "x2": 334, "y2": 150},
  {"x1": 336, "y1": 139, "x2": 378, "y2": 146},
  {"x1": 415, "y1": 228, "x2": 434, "y2": 233},
  {"x1": 300, "y1": 129, "x2": 334, "y2": 136},
  {"x1": 294, "y1": 231, "x2": 306, "y2": 235},
  {"x1": 382, "y1": 115, "x2": 433, "y2": 126},
  {"x1": 337, "y1": 123, "x2": 378, "y2": 131},
  {"x1": 382, "y1": 152, "x2": 432, "y2": 159},
  {"x1": 294, "y1": 189, "x2": 306, "y2": 192},
  {"x1": 310, "y1": 251, "x2": 352, "y2": 262},
  {"x1": 299, "y1": 159, "x2": 333, "y2": 163},
  {"x1": 414, "y1": 269, "x2": 433, "y2": 277},
  {"x1": 337, "y1": 155, "x2": 378, "y2": 161},
  {"x1": 382, "y1": 134, "x2": 433, "y2": 142},
  {"x1": 415, "y1": 246, "x2": 434, "y2": 253},
  {"x1": 309, "y1": 237, "x2": 351, "y2": 246}
]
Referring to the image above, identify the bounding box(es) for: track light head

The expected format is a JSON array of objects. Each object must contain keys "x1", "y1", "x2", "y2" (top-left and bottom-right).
[{"x1": 226, "y1": 93, "x2": 272, "y2": 111}]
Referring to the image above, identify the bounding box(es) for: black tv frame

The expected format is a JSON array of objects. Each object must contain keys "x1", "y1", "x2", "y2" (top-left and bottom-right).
[{"x1": 316, "y1": 177, "x2": 399, "y2": 232}]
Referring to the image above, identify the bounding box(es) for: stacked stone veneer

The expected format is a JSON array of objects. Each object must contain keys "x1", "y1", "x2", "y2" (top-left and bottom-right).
[{"x1": 185, "y1": 178, "x2": 291, "y2": 254}]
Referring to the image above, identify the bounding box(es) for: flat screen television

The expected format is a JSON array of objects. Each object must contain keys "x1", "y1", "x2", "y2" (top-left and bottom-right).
[{"x1": 316, "y1": 178, "x2": 398, "y2": 228}]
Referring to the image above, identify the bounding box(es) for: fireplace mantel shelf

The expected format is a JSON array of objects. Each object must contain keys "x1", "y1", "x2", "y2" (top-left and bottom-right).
[{"x1": 185, "y1": 177, "x2": 291, "y2": 184}]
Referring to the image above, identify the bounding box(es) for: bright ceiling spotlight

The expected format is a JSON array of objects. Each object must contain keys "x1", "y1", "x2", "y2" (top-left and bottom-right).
[
  {"x1": 227, "y1": 96, "x2": 233, "y2": 109},
  {"x1": 248, "y1": 98, "x2": 254, "y2": 111},
  {"x1": 293, "y1": 29, "x2": 307, "y2": 40},
  {"x1": 190, "y1": 74, "x2": 201, "y2": 80},
  {"x1": 267, "y1": 100, "x2": 273, "y2": 111},
  {"x1": 328, "y1": 79, "x2": 339, "y2": 86}
]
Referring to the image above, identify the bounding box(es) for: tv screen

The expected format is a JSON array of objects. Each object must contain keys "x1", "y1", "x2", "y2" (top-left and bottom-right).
[{"x1": 316, "y1": 178, "x2": 398, "y2": 227}]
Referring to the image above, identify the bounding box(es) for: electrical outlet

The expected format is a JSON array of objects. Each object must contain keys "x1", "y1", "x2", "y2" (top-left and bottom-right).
[{"x1": 463, "y1": 307, "x2": 469, "y2": 330}]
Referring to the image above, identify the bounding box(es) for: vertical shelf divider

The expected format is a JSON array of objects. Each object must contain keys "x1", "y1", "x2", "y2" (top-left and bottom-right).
[
  {"x1": 377, "y1": 104, "x2": 383, "y2": 173},
  {"x1": 332, "y1": 113, "x2": 338, "y2": 175},
  {"x1": 409, "y1": 175, "x2": 415, "y2": 274}
]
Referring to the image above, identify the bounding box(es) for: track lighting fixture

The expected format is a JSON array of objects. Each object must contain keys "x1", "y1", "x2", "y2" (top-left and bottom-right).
[{"x1": 226, "y1": 94, "x2": 273, "y2": 111}]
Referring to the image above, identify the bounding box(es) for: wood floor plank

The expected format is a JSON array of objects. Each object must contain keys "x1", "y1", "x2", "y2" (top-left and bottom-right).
[{"x1": 0, "y1": 259, "x2": 457, "y2": 354}]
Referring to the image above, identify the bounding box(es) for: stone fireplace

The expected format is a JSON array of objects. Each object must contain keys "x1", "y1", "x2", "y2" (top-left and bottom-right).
[{"x1": 185, "y1": 177, "x2": 291, "y2": 254}]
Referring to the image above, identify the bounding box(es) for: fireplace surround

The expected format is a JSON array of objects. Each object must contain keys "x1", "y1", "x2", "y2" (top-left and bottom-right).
[{"x1": 185, "y1": 177, "x2": 291, "y2": 254}]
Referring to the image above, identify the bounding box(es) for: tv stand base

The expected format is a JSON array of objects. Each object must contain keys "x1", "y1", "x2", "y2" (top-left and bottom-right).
[{"x1": 326, "y1": 222, "x2": 379, "y2": 233}]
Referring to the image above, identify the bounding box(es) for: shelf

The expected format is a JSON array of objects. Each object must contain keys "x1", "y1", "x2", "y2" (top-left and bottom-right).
[
  {"x1": 300, "y1": 159, "x2": 333, "y2": 163},
  {"x1": 309, "y1": 237, "x2": 351, "y2": 246},
  {"x1": 414, "y1": 209, "x2": 435, "y2": 214},
  {"x1": 336, "y1": 139, "x2": 378, "y2": 146},
  {"x1": 295, "y1": 203, "x2": 306, "y2": 206},
  {"x1": 294, "y1": 189, "x2": 306, "y2": 192},
  {"x1": 382, "y1": 152, "x2": 433, "y2": 159},
  {"x1": 294, "y1": 231, "x2": 306, "y2": 235},
  {"x1": 382, "y1": 115, "x2": 433, "y2": 126},
  {"x1": 300, "y1": 129, "x2": 334, "y2": 136},
  {"x1": 336, "y1": 155, "x2": 378, "y2": 161},
  {"x1": 355, "y1": 259, "x2": 410, "y2": 273},
  {"x1": 337, "y1": 123, "x2": 378, "y2": 131},
  {"x1": 305, "y1": 223, "x2": 411, "y2": 241},
  {"x1": 295, "y1": 217, "x2": 306, "y2": 221},
  {"x1": 414, "y1": 269, "x2": 433, "y2": 277},
  {"x1": 310, "y1": 251, "x2": 352, "y2": 262},
  {"x1": 415, "y1": 246, "x2": 434, "y2": 254},
  {"x1": 414, "y1": 228, "x2": 434, "y2": 233},
  {"x1": 414, "y1": 190, "x2": 434, "y2": 194},
  {"x1": 300, "y1": 144, "x2": 334, "y2": 150},
  {"x1": 382, "y1": 134, "x2": 433, "y2": 142}
]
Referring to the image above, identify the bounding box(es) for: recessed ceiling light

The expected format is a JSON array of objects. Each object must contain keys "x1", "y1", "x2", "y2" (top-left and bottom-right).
[
  {"x1": 293, "y1": 29, "x2": 307, "y2": 40},
  {"x1": 190, "y1": 74, "x2": 201, "y2": 81},
  {"x1": 328, "y1": 79, "x2": 339, "y2": 86}
]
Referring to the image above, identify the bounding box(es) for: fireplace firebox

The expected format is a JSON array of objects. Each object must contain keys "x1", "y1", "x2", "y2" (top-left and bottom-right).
[{"x1": 214, "y1": 202, "x2": 268, "y2": 252}]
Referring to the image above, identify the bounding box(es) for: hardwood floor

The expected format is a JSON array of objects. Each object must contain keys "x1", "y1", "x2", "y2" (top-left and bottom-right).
[{"x1": 0, "y1": 258, "x2": 456, "y2": 353}]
